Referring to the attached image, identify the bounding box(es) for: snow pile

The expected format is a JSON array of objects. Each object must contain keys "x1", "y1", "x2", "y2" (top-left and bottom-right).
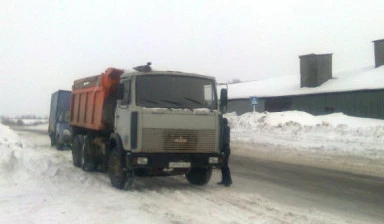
[
  {"x1": 0, "y1": 123, "x2": 23, "y2": 172},
  {"x1": 21, "y1": 119, "x2": 48, "y2": 126},
  {"x1": 227, "y1": 111, "x2": 384, "y2": 177},
  {"x1": 1, "y1": 118, "x2": 48, "y2": 126}
]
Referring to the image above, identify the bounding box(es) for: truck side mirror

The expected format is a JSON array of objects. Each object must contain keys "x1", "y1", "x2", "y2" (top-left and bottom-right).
[
  {"x1": 116, "y1": 83, "x2": 124, "y2": 100},
  {"x1": 220, "y1": 88, "x2": 228, "y2": 113}
]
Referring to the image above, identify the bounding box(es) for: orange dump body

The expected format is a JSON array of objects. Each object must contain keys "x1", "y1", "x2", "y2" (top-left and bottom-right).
[{"x1": 70, "y1": 67, "x2": 124, "y2": 131}]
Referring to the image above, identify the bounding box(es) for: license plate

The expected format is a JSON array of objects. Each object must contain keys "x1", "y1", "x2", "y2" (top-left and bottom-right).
[{"x1": 169, "y1": 162, "x2": 191, "y2": 168}]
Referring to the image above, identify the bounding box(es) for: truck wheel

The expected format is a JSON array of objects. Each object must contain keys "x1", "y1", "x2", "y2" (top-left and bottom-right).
[
  {"x1": 55, "y1": 135, "x2": 63, "y2": 150},
  {"x1": 82, "y1": 136, "x2": 96, "y2": 172},
  {"x1": 108, "y1": 149, "x2": 127, "y2": 189},
  {"x1": 124, "y1": 170, "x2": 134, "y2": 191},
  {"x1": 72, "y1": 136, "x2": 83, "y2": 167},
  {"x1": 186, "y1": 168, "x2": 212, "y2": 185}
]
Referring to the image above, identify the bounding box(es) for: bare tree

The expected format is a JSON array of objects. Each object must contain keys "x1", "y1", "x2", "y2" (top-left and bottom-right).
[{"x1": 227, "y1": 78, "x2": 241, "y2": 84}]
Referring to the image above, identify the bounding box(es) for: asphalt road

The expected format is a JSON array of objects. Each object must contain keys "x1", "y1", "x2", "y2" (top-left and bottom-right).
[{"x1": 230, "y1": 153, "x2": 384, "y2": 223}]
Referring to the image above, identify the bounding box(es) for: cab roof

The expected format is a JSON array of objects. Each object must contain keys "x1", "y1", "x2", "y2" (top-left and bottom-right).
[{"x1": 121, "y1": 69, "x2": 216, "y2": 80}]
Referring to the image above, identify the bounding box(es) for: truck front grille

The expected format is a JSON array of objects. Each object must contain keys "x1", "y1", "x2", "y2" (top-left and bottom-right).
[{"x1": 142, "y1": 129, "x2": 216, "y2": 152}]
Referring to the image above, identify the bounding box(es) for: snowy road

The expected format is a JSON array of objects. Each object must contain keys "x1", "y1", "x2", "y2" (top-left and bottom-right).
[
  {"x1": 230, "y1": 151, "x2": 384, "y2": 223},
  {"x1": 1, "y1": 124, "x2": 383, "y2": 224}
]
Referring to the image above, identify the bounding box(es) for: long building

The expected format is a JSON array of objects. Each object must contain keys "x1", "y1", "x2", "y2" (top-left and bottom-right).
[{"x1": 223, "y1": 39, "x2": 384, "y2": 119}]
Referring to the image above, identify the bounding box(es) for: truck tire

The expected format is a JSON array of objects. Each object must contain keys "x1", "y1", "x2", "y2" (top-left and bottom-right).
[
  {"x1": 108, "y1": 149, "x2": 127, "y2": 189},
  {"x1": 82, "y1": 136, "x2": 96, "y2": 172},
  {"x1": 186, "y1": 168, "x2": 212, "y2": 185},
  {"x1": 55, "y1": 135, "x2": 63, "y2": 150},
  {"x1": 72, "y1": 136, "x2": 83, "y2": 167}
]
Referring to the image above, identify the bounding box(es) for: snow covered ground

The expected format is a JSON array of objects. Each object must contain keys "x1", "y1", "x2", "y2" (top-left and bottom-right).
[
  {"x1": 1, "y1": 111, "x2": 383, "y2": 223},
  {"x1": 1, "y1": 118, "x2": 48, "y2": 126},
  {"x1": 227, "y1": 111, "x2": 384, "y2": 178}
]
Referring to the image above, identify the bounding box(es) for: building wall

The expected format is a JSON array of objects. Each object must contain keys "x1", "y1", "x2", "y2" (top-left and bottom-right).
[
  {"x1": 228, "y1": 89, "x2": 384, "y2": 119},
  {"x1": 300, "y1": 55, "x2": 317, "y2": 87},
  {"x1": 227, "y1": 98, "x2": 265, "y2": 115},
  {"x1": 316, "y1": 54, "x2": 333, "y2": 85},
  {"x1": 290, "y1": 90, "x2": 384, "y2": 119},
  {"x1": 374, "y1": 39, "x2": 384, "y2": 68},
  {"x1": 299, "y1": 54, "x2": 332, "y2": 87}
]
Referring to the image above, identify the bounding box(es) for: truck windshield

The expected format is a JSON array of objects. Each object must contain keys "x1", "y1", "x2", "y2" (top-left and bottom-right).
[
  {"x1": 59, "y1": 111, "x2": 70, "y2": 122},
  {"x1": 136, "y1": 75, "x2": 217, "y2": 110}
]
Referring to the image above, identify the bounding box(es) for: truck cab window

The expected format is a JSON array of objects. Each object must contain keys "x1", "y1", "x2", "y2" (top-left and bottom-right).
[
  {"x1": 121, "y1": 80, "x2": 131, "y2": 105},
  {"x1": 59, "y1": 111, "x2": 70, "y2": 122},
  {"x1": 136, "y1": 75, "x2": 218, "y2": 110}
]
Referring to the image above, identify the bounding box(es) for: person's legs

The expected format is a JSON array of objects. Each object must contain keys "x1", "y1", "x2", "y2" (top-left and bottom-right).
[
  {"x1": 218, "y1": 152, "x2": 229, "y2": 185},
  {"x1": 217, "y1": 167, "x2": 226, "y2": 184},
  {"x1": 224, "y1": 153, "x2": 232, "y2": 186},
  {"x1": 218, "y1": 152, "x2": 232, "y2": 186},
  {"x1": 224, "y1": 167, "x2": 232, "y2": 186}
]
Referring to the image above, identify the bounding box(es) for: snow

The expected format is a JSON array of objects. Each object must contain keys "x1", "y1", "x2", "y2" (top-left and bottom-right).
[
  {"x1": 143, "y1": 107, "x2": 213, "y2": 114},
  {"x1": 2, "y1": 119, "x2": 48, "y2": 126},
  {"x1": 20, "y1": 119, "x2": 48, "y2": 126},
  {"x1": 227, "y1": 111, "x2": 384, "y2": 178},
  {"x1": 223, "y1": 66, "x2": 384, "y2": 99},
  {"x1": 1, "y1": 111, "x2": 383, "y2": 223}
]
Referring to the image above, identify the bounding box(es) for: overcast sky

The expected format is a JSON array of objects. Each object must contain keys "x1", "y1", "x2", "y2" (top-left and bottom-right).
[{"x1": 1, "y1": 0, "x2": 384, "y2": 116}]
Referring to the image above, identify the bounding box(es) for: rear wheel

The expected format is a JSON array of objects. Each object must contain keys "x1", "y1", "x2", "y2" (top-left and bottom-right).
[
  {"x1": 72, "y1": 135, "x2": 83, "y2": 167},
  {"x1": 82, "y1": 136, "x2": 96, "y2": 172},
  {"x1": 55, "y1": 135, "x2": 63, "y2": 150},
  {"x1": 186, "y1": 168, "x2": 212, "y2": 185},
  {"x1": 108, "y1": 149, "x2": 127, "y2": 189}
]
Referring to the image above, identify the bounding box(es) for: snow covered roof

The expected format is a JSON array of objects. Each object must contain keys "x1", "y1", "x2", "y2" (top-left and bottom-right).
[{"x1": 223, "y1": 65, "x2": 384, "y2": 99}]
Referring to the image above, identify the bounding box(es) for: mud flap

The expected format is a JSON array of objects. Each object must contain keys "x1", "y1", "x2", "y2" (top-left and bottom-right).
[{"x1": 124, "y1": 170, "x2": 134, "y2": 191}]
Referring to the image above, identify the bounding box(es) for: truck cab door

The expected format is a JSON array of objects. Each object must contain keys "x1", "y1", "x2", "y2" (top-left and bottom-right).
[{"x1": 115, "y1": 78, "x2": 132, "y2": 150}]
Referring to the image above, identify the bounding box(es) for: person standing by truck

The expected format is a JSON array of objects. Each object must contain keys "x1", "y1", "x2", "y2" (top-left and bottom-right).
[{"x1": 218, "y1": 118, "x2": 232, "y2": 186}]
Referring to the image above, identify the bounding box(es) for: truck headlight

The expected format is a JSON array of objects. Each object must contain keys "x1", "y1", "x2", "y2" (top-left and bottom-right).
[
  {"x1": 63, "y1": 129, "x2": 72, "y2": 136},
  {"x1": 137, "y1": 157, "x2": 148, "y2": 165},
  {"x1": 209, "y1": 157, "x2": 219, "y2": 164}
]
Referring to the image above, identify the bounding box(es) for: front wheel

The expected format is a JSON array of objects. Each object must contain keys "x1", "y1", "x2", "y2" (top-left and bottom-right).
[
  {"x1": 108, "y1": 149, "x2": 127, "y2": 189},
  {"x1": 186, "y1": 168, "x2": 212, "y2": 185}
]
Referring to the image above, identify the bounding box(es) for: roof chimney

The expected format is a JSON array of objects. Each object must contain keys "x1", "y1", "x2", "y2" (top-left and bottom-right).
[
  {"x1": 373, "y1": 39, "x2": 384, "y2": 68},
  {"x1": 299, "y1": 53, "x2": 332, "y2": 88}
]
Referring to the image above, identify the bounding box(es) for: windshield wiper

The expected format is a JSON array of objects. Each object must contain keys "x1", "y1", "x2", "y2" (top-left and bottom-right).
[
  {"x1": 184, "y1": 97, "x2": 212, "y2": 111},
  {"x1": 161, "y1": 99, "x2": 193, "y2": 111},
  {"x1": 184, "y1": 97, "x2": 204, "y2": 106},
  {"x1": 142, "y1": 99, "x2": 160, "y2": 105}
]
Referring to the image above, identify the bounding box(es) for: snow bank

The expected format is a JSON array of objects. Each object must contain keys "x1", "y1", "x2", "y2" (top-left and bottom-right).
[
  {"x1": 226, "y1": 111, "x2": 384, "y2": 177},
  {"x1": 20, "y1": 119, "x2": 48, "y2": 126},
  {"x1": 2, "y1": 118, "x2": 48, "y2": 126},
  {"x1": 0, "y1": 123, "x2": 23, "y2": 172},
  {"x1": 227, "y1": 111, "x2": 384, "y2": 153}
]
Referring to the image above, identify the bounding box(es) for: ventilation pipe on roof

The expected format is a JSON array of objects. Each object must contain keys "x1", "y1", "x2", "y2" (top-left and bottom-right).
[
  {"x1": 299, "y1": 53, "x2": 333, "y2": 88},
  {"x1": 373, "y1": 39, "x2": 384, "y2": 68}
]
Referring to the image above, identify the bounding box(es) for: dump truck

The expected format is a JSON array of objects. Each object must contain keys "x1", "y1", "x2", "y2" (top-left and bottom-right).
[
  {"x1": 48, "y1": 90, "x2": 72, "y2": 150},
  {"x1": 70, "y1": 63, "x2": 228, "y2": 189}
]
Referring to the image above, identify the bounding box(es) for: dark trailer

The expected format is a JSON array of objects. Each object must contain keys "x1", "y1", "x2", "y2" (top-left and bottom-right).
[{"x1": 48, "y1": 90, "x2": 71, "y2": 148}]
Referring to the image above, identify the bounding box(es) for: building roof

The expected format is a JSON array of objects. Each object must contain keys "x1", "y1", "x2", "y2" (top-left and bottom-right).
[{"x1": 222, "y1": 65, "x2": 384, "y2": 99}]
